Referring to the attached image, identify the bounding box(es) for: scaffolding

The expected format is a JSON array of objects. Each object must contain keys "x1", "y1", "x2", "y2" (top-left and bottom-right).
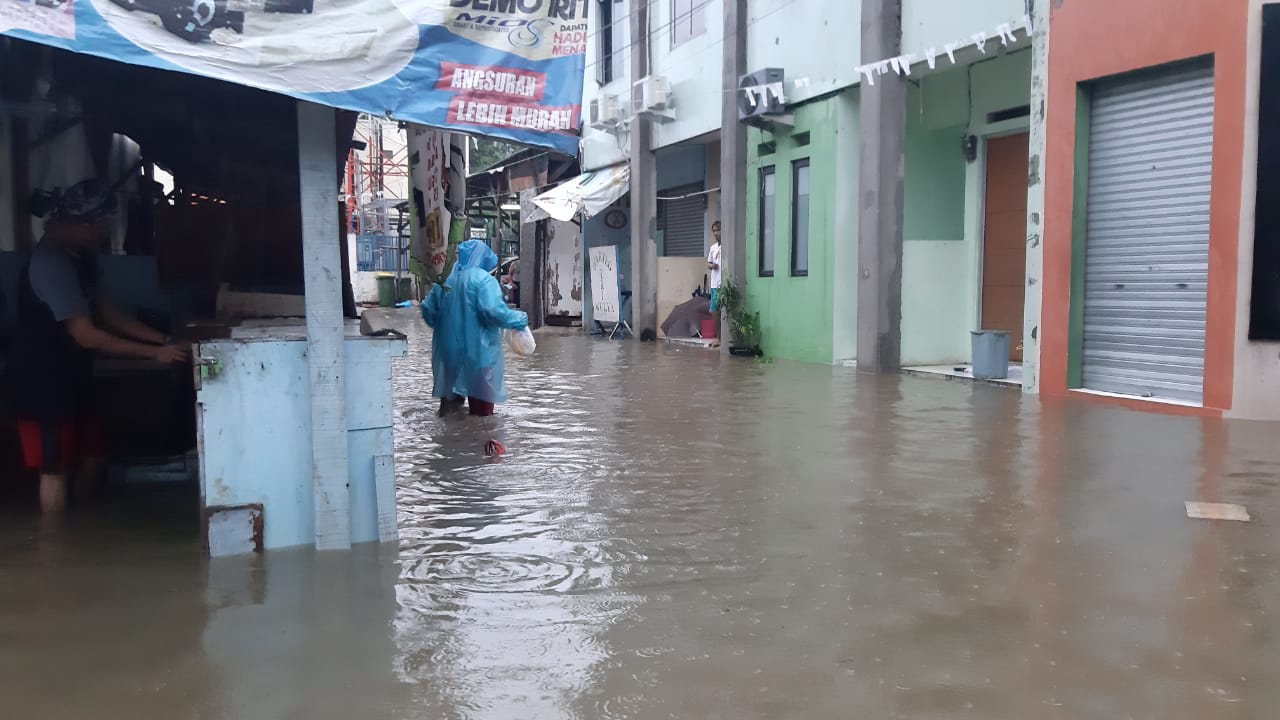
[{"x1": 344, "y1": 116, "x2": 410, "y2": 274}]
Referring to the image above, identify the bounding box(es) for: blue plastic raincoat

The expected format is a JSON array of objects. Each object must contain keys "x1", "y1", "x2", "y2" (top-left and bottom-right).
[{"x1": 421, "y1": 240, "x2": 528, "y2": 404}]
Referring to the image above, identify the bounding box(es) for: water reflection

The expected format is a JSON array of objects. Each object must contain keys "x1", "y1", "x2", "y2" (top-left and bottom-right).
[
  {"x1": 201, "y1": 545, "x2": 406, "y2": 720},
  {"x1": 392, "y1": 322, "x2": 641, "y2": 719},
  {"x1": 4, "y1": 312, "x2": 1280, "y2": 719}
]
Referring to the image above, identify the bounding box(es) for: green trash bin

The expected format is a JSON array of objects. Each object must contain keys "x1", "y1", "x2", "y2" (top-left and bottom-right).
[
  {"x1": 376, "y1": 273, "x2": 395, "y2": 307},
  {"x1": 397, "y1": 277, "x2": 414, "y2": 303}
]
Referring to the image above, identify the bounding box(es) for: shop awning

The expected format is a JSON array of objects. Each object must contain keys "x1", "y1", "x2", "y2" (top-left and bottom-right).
[
  {"x1": 0, "y1": 1, "x2": 588, "y2": 155},
  {"x1": 525, "y1": 165, "x2": 630, "y2": 223}
]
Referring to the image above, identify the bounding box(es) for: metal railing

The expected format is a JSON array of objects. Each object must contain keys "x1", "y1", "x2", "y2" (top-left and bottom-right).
[{"x1": 355, "y1": 233, "x2": 408, "y2": 273}]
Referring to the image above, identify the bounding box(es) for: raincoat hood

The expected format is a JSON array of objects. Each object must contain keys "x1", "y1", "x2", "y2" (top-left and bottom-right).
[{"x1": 454, "y1": 240, "x2": 499, "y2": 276}]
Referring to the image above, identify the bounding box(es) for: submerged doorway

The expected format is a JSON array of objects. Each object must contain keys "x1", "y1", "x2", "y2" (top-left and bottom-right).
[{"x1": 980, "y1": 132, "x2": 1030, "y2": 362}]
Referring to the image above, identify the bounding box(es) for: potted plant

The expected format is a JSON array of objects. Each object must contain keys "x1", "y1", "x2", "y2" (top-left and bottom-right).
[{"x1": 716, "y1": 278, "x2": 763, "y2": 357}]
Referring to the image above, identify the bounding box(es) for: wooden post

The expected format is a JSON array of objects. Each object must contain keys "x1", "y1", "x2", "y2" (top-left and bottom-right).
[{"x1": 298, "y1": 102, "x2": 351, "y2": 551}]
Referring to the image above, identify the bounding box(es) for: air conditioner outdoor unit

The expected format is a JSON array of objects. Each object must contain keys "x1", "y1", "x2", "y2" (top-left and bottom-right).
[
  {"x1": 589, "y1": 94, "x2": 623, "y2": 130},
  {"x1": 634, "y1": 75, "x2": 675, "y2": 121},
  {"x1": 738, "y1": 68, "x2": 792, "y2": 128},
  {"x1": 637, "y1": 75, "x2": 671, "y2": 112}
]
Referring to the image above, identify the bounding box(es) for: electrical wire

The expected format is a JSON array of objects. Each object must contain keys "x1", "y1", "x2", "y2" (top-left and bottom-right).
[
  {"x1": 657, "y1": 186, "x2": 719, "y2": 201},
  {"x1": 579, "y1": 0, "x2": 803, "y2": 86}
]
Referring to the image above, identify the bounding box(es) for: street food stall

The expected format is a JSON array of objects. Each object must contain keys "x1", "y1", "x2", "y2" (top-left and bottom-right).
[{"x1": 0, "y1": 0, "x2": 587, "y2": 554}]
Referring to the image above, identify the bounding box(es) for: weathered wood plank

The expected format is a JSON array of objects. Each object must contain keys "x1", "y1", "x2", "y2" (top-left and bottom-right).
[{"x1": 299, "y1": 102, "x2": 352, "y2": 551}]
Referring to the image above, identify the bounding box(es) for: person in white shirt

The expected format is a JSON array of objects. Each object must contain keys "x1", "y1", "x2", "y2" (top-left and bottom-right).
[{"x1": 706, "y1": 220, "x2": 722, "y2": 311}]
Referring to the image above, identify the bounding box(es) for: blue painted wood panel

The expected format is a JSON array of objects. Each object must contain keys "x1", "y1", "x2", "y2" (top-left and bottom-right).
[{"x1": 197, "y1": 336, "x2": 405, "y2": 551}]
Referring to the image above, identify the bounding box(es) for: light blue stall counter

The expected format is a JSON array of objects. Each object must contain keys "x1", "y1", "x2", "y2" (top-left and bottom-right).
[{"x1": 196, "y1": 324, "x2": 406, "y2": 553}]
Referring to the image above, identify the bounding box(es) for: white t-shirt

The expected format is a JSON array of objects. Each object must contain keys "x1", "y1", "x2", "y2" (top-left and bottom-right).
[{"x1": 707, "y1": 242, "x2": 722, "y2": 290}]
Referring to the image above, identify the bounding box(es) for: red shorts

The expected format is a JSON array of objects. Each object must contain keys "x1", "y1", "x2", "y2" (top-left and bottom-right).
[{"x1": 16, "y1": 418, "x2": 104, "y2": 474}]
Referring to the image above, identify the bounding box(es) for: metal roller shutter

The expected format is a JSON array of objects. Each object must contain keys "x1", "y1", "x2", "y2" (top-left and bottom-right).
[
  {"x1": 661, "y1": 184, "x2": 706, "y2": 257},
  {"x1": 1082, "y1": 63, "x2": 1214, "y2": 404}
]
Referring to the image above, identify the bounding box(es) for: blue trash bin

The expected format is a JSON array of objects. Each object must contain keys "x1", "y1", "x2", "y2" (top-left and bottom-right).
[{"x1": 971, "y1": 330, "x2": 1011, "y2": 380}]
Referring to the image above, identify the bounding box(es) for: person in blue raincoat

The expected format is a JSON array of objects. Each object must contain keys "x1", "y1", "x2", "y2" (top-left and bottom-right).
[{"x1": 421, "y1": 240, "x2": 528, "y2": 418}]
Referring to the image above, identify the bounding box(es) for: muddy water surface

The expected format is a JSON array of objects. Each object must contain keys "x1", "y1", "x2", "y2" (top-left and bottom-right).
[{"x1": 4, "y1": 312, "x2": 1280, "y2": 719}]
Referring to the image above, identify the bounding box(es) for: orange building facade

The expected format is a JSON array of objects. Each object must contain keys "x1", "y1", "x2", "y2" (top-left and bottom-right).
[{"x1": 1037, "y1": 0, "x2": 1280, "y2": 419}]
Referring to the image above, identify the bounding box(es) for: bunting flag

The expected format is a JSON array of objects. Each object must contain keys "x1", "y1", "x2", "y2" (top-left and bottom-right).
[
  {"x1": 856, "y1": 14, "x2": 1034, "y2": 86},
  {"x1": 738, "y1": 76, "x2": 813, "y2": 107}
]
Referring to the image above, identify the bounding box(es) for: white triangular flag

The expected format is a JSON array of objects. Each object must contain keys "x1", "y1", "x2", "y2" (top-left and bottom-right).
[
  {"x1": 996, "y1": 22, "x2": 1017, "y2": 46},
  {"x1": 874, "y1": 59, "x2": 893, "y2": 76},
  {"x1": 766, "y1": 81, "x2": 785, "y2": 103},
  {"x1": 741, "y1": 85, "x2": 758, "y2": 108},
  {"x1": 925, "y1": 47, "x2": 938, "y2": 70},
  {"x1": 1022, "y1": 13, "x2": 1033, "y2": 36},
  {"x1": 972, "y1": 32, "x2": 988, "y2": 53},
  {"x1": 857, "y1": 65, "x2": 876, "y2": 86},
  {"x1": 891, "y1": 54, "x2": 916, "y2": 76},
  {"x1": 944, "y1": 42, "x2": 959, "y2": 64}
]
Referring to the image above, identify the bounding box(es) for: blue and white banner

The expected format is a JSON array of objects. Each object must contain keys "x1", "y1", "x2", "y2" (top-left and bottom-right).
[{"x1": 0, "y1": 0, "x2": 589, "y2": 155}]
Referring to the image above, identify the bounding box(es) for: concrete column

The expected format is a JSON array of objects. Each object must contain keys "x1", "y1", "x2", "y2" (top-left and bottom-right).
[
  {"x1": 1021, "y1": 0, "x2": 1050, "y2": 394},
  {"x1": 517, "y1": 188, "x2": 543, "y2": 328},
  {"x1": 706, "y1": 140, "x2": 722, "y2": 253},
  {"x1": 720, "y1": 0, "x2": 748, "y2": 351},
  {"x1": 856, "y1": 0, "x2": 906, "y2": 373},
  {"x1": 629, "y1": 0, "x2": 658, "y2": 336},
  {"x1": 298, "y1": 102, "x2": 351, "y2": 551}
]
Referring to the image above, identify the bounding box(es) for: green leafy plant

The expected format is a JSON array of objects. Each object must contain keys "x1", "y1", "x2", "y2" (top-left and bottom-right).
[{"x1": 717, "y1": 278, "x2": 762, "y2": 353}]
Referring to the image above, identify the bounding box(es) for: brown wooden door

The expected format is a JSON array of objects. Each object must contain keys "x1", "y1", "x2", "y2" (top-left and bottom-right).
[{"x1": 981, "y1": 133, "x2": 1029, "y2": 362}]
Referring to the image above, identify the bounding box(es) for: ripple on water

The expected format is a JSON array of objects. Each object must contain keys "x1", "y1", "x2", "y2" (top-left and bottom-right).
[{"x1": 404, "y1": 552, "x2": 587, "y2": 594}]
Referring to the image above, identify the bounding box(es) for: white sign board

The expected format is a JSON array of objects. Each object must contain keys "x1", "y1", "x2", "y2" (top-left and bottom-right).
[{"x1": 589, "y1": 245, "x2": 621, "y2": 324}]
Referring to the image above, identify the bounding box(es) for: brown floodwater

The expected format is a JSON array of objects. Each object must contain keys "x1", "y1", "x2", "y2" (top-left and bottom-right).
[{"x1": 3, "y1": 311, "x2": 1280, "y2": 719}]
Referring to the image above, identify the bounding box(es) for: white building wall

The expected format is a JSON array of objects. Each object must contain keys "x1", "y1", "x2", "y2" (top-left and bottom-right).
[
  {"x1": 580, "y1": 0, "x2": 633, "y2": 170},
  {"x1": 902, "y1": 0, "x2": 1028, "y2": 56},
  {"x1": 347, "y1": 232, "x2": 382, "y2": 305},
  {"x1": 647, "y1": 0, "x2": 724, "y2": 148},
  {"x1": 746, "y1": 0, "x2": 863, "y2": 104},
  {"x1": 584, "y1": 0, "x2": 1024, "y2": 166},
  {"x1": 1231, "y1": 0, "x2": 1280, "y2": 420}
]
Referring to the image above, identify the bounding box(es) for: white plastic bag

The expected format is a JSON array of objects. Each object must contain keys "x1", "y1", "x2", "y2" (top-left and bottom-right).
[{"x1": 506, "y1": 327, "x2": 536, "y2": 357}]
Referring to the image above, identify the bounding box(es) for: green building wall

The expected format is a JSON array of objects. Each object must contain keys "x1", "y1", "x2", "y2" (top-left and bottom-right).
[
  {"x1": 735, "y1": 50, "x2": 1029, "y2": 368},
  {"x1": 744, "y1": 90, "x2": 859, "y2": 365},
  {"x1": 900, "y1": 50, "x2": 1033, "y2": 366}
]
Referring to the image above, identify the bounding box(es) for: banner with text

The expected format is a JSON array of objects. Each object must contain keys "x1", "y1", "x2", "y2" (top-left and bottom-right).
[{"x1": 0, "y1": 0, "x2": 588, "y2": 155}]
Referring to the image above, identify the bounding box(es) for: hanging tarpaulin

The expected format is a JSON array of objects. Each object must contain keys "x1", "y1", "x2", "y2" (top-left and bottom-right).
[
  {"x1": 406, "y1": 124, "x2": 468, "y2": 287},
  {"x1": 524, "y1": 164, "x2": 630, "y2": 223},
  {"x1": 0, "y1": 0, "x2": 589, "y2": 155}
]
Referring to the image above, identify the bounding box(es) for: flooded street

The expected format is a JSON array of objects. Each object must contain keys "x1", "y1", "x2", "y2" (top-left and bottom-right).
[{"x1": 5, "y1": 311, "x2": 1280, "y2": 718}]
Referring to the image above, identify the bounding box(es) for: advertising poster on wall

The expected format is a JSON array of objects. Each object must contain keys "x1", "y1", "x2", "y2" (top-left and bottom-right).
[{"x1": 0, "y1": 0, "x2": 589, "y2": 155}]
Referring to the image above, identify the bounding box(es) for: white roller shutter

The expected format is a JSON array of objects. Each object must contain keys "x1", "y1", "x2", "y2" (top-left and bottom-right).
[
  {"x1": 660, "y1": 184, "x2": 706, "y2": 257},
  {"x1": 1081, "y1": 63, "x2": 1214, "y2": 404}
]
